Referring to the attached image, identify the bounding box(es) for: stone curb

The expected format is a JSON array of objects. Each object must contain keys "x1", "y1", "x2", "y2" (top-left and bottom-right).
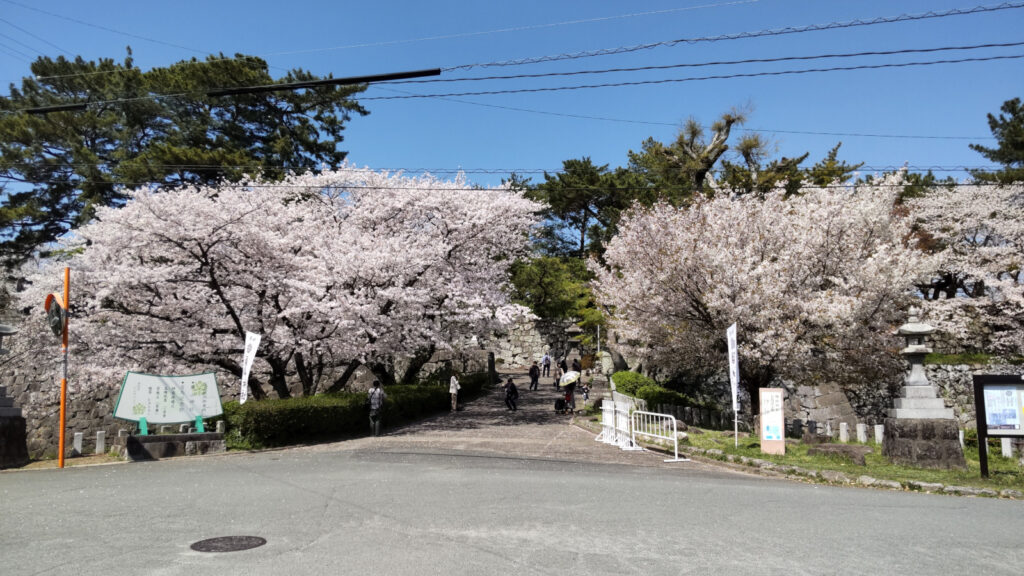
[{"x1": 677, "y1": 445, "x2": 1022, "y2": 499}]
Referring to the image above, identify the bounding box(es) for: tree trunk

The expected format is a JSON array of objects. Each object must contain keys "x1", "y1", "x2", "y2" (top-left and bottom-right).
[
  {"x1": 294, "y1": 351, "x2": 323, "y2": 396},
  {"x1": 399, "y1": 344, "x2": 437, "y2": 385},
  {"x1": 367, "y1": 361, "x2": 396, "y2": 388},
  {"x1": 325, "y1": 361, "x2": 362, "y2": 393},
  {"x1": 267, "y1": 357, "x2": 292, "y2": 399}
]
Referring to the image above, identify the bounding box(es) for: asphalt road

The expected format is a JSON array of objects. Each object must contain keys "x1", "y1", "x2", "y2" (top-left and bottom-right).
[{"x1": 2, "y1": 374, "x2": 1023, "y2": 575}]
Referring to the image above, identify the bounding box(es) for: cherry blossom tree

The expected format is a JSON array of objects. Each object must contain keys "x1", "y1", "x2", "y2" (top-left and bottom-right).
[
  {"x1": 908, "y1": 183, "x2": 1024, "y2": 354},
  {"x1": 593, "y1": 174, "x2": 931, "y2": 407},
  {"x1": 11, "y1": 167, "x2": 538, "y2": 399}
]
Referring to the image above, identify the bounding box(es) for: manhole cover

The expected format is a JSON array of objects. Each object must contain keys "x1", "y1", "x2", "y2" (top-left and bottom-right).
[{"x1": 190, "y1": 536, "x2": 266, "y2": 553}]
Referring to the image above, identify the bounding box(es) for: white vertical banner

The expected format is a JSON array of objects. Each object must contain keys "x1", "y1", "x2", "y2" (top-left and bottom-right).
[
  {"x1": 726, "y1": 323, "x2": 739, "y2": 411},
  {"x1": 240, "y1": 331, "x2": 261, "y2": 405},
  {"x1": 726, "y1": 323, "x2": 739, "y2": 448}
]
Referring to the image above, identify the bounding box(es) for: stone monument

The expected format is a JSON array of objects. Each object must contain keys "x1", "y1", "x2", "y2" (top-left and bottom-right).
[{"x1": 882, "y1": 307, "x2": 966, "y2": 469}]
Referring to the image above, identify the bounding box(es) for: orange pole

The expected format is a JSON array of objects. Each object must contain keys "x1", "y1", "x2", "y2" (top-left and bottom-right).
[{"x1": 58, "y1": 267, "x2": 69, "y2": 469}]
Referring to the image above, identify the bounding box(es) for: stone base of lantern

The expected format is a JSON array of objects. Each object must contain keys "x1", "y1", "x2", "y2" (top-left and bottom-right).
[
  {"x1": 882, "y1": 418, "x2": 966, "y2": 470},
  {"x1": 888, "y1": 385, "x2": 956, "y2": 419}
]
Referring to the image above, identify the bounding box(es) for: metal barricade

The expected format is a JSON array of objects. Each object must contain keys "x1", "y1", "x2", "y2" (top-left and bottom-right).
[
  {"x1": 595, "y1": 399, "x2": 616, "y2": 444},
  {"x1": 630, "y1": 410, "x2": 689, "y2": 462},
  {"x1": 615, "y1": 401, "x2": 641, "y2": 451}
]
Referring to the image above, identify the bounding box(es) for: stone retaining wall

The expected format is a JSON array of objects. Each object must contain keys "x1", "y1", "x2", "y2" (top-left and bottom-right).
[
  {"x1": 927, "y1": 363, "x2": 1023, "y2": 428},
  {"x1": 485, "y1": 318, "x2": 573, "y2": 369}
]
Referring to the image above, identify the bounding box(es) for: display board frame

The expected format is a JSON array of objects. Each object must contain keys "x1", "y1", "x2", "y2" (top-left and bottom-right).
[{"x1": 971, "y1": 374, "x2": 1024, "y2": 478}]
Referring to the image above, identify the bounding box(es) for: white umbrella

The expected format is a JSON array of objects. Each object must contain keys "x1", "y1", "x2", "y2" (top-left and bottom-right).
[{"x1": 559, "y1": 370, "x2": 581, "y2": 387}]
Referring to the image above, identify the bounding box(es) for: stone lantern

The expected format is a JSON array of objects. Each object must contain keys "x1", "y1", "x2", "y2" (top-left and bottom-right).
[
  {"x1": 882, "y1": 307, "x2": 965, "y2": 469},
  {"x1": 564, "y1": 324, "x2": 584, "y2": 366},
  {"x1": 889, "y1": 307, "x2": 954, "y2": 419}
]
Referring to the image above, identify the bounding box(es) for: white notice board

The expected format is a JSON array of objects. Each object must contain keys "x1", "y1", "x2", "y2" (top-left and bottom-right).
[{"x1": 113, "y1": 372, "x2": 223, "y2": 423}]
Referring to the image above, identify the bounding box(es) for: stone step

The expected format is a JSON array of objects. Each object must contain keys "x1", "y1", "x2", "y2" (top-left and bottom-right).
[
  {"x1": 899, "y1": 385, "x2": 941, "y2": 399},
  {"x1": 894, "y1": 397, "x2": 948, "y2": 410},
  {"x1": 888, "y1": 407, "x2": 956, "y2": 419},
  {"x1": 0, "y1": 397, "x2": 13, "y2": 407},
  {"x1": 0, "y1": 406, "x2": 23, "y2": 418}
]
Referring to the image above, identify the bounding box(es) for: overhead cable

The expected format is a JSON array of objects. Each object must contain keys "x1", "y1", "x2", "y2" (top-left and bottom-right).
[
  {"x1": 401, "y1": 41, "x2": 1024, "y2": 84},
  {"x1": 363, "y1": 54, "x2": 1024, "y2": 100},
  {"x1": 445, "y1": 1, "x2": 1024, "y2": 70}
]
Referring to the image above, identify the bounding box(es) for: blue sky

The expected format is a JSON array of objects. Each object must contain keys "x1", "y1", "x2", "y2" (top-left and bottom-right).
[{"x1": 1, "y1": 0, "x2": 1022, "y2": 186}]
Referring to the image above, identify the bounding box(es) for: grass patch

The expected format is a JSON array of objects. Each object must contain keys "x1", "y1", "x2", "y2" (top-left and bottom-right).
[
  {"x1": 684, "y1": 428, "x2": 1024, "y2": 490},
  {"x1": 924, "y1": 352, "x2": 993, "y2": 365}
]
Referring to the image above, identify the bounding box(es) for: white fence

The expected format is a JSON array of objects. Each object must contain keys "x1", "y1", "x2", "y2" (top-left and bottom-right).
[
  {"x1": 596, "y1": 397, "x2": 687, "y2": 462},
  {"x1": 631, "y1": 410, "x2": 689, "y2": 462}
]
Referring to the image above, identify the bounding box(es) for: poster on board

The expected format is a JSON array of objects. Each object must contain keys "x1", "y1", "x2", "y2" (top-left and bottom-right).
[
  {"x1": 113, "y1": 372, "x2": 223, "y2": 424},
  {"x1": 983, "y1": 385, "x2": 1024, "y2": 435},
  {"x1": 760, "y1": 388, "x2": 786, "y2": 455}
]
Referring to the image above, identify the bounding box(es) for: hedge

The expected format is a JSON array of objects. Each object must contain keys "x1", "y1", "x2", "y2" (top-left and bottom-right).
[
  {"x1": 223, "y1": 372, "x2": 491, "y2": 449},
  {"x1": 610, "y1": 371, "x2": 657, "y2": 396}
]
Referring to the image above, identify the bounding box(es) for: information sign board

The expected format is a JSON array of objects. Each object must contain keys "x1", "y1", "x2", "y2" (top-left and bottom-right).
[
  {"x1": 113, "y1": 372, "x2": 223, "y2": 424},
  {"x1": 972, "y1": 374, "x2": 1024, "y2": 478},
  {"x1": 759, "y1": 387, "x2": 786, "y2": 455}
]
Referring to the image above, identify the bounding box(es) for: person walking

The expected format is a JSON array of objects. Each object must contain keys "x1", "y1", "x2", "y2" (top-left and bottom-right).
[
  {"x1": 571, "y1": 358, "x2": 581, "y2": 374},
  {"x1": 367, "y1": 380, "x2": 387, "y2": 436},
  {"x1": 504, "y1": 377, "x2": 519, "y2": 411},
  {"x1": 449, "y1": 373, "x2": 461, "y2": 412},
  {"x1": 528, "y1": 361, "x2": 540, "y2": 391},
  {"x1": 541, "y1": 353, "x2": 551, "y2": 378}
]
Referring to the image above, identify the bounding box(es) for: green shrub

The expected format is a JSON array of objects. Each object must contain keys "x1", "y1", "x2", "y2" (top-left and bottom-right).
[
  {"x1": 222, "y1": 372, "x2": 494, "y2": 449},
  {"x1": 611, "y1": 371, "x2": 656, "y2": 396},
  {"x1": 633, "y1": 384, "x2": 699, "y2": 409}
]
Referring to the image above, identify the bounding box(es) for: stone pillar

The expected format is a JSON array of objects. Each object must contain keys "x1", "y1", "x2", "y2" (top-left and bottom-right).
[
  {"x1": 856, "y1": 423, "x2": 868, "y2": 443},
  {"x1": 72, "y1": 432, "x2": 83, "y2": 456},
  {"x1": 1001, "y1": 438, "x2": 1013, "y2": 458},
  {"x1": 95, "y1": 431, "x2": 106, "y2": 455},
  {"x1": 839, "y1": 423, "x2": 849, "y2": 443},
  {"x1": 874, "y1": 424, "x2": 884, "y2": 445}
]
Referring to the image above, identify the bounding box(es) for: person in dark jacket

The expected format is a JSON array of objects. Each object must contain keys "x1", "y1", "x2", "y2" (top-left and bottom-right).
[
  {"x1": 504, "y1": 378, "x2": 519, "y2": 411},
  {"x1": 528, "y1": 361, "x2": 540, "y2": 390}
]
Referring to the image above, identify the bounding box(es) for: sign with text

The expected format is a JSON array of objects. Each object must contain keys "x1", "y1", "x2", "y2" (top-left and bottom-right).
[
  {"x1": 759, "y1": 388, "x2": 786, "y2": 455},
  {"x1": 113, "y1": 372, "x2": 223, "y2": 424},
  {"x1": 240, "y1": 331, "x2": 261, "y2": 405},
  {"x1": 727, "y1": 323, "x2": 739, "y2": 412},
  {"x1": 982, "y1": 383, "x2": 1024, "y2": 436}
]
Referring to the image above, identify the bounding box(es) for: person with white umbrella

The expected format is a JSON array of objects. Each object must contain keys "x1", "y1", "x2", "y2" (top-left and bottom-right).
[{"x1": 559, "y1": 370, "x2": 580, "y2": 413}]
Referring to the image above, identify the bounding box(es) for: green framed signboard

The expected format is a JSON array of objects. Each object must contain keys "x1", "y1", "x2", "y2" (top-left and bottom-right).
[{"x1": 113, "y1": 372, "x2": 223, "y2": 432}]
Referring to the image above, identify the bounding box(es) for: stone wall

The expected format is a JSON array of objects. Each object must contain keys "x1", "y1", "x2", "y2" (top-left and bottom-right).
[
  {"x1": 927, "y1": 363, "x2": 1023, "y2": 428},
  {"x1": 3, "y1": 362, "x2": 121, "y2": 458},
  {"x1": 784, "y1": 382, "x2": 861, "y2": 431},
  {"x1": 485, "y1": 319, "x2": 573, "y2": 369}
]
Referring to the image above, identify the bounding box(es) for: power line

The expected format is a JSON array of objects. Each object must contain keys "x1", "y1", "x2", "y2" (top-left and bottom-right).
[
  {"x1": 362, "y1": 54, "x2": 1024, "y2": 100},
  {"x1": 0, "y1": 30, "x2": 43, "y2": 57},
  {"x1": 12, "y1": 1, "x2": 760, "y2": 84},
  {"x1": 261, "y1": 0, "x2": 762, "y2": 57},
  {"x1": 0, "y1": 17, "x2": 71, "y2": 56},
  {"x1": 399, "y1": 41, "x2": 1024, "y2": 84},
  {"x1": 0, "y1": 0, "x2": 209, "y2": 55},
  {"x1": 445, "y1": 1, "x2": 1024, "y2": 70},
  {"x1": 0, "y1": 39, "x2": 34, "y2": 60},
  {"x1": 373, "y1": 86, "x2": 995, "y2": 140},
  {"x1": 0, "y1": 163, "x2": 1003, "y2": 173},
  {"x1": 9, "y1": 51, "x2": 1021, "y2": 116}
]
